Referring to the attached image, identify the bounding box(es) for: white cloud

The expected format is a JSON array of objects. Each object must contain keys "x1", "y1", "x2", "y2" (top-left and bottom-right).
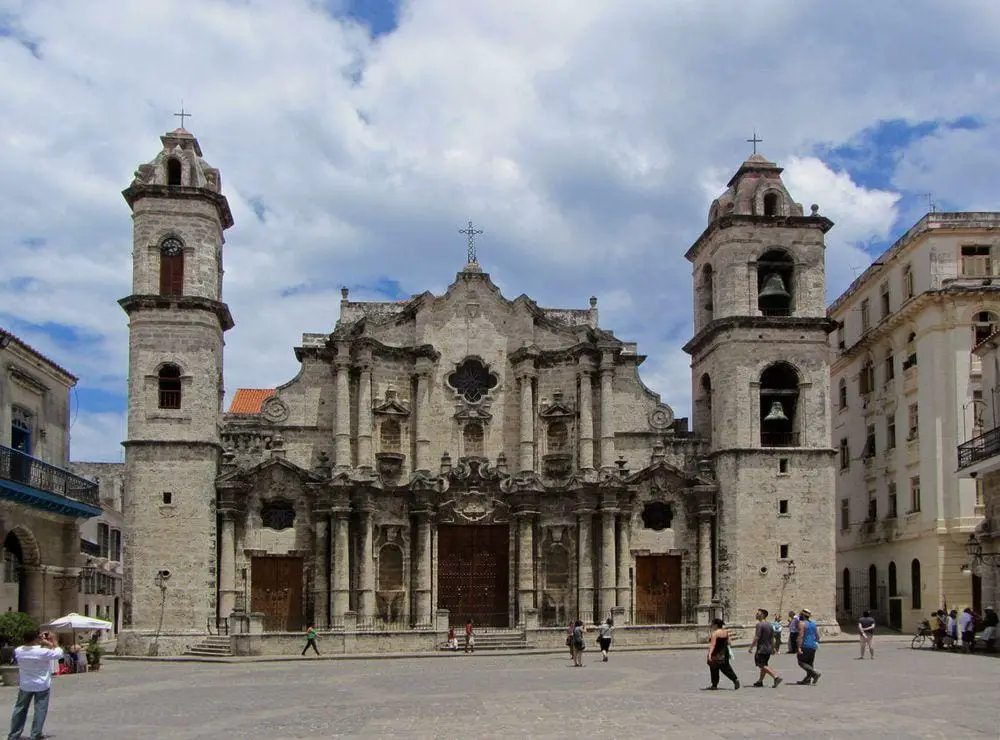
[{"x1": 0, "y1": 0, "x2": 997, "y2": 459}]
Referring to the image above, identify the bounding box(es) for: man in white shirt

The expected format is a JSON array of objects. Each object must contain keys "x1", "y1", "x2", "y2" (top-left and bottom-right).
[{"x1": 7, "y1": 629, "x2": 63, "y2": 740}]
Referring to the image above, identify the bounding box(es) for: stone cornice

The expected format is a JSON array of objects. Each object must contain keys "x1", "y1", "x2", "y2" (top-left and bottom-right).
[
  {"x1": 121, "y1": 183, "x2": 234, "y2": 229},
  {"x1": 119, "y1": 294, "x2": 235, "y2": 332},
  {"x1": 683, "y1": 315, "x2": 836, "y2": 355},
  {"x1": 685, "y1": 214, "x2": 834, "y2": 262}
]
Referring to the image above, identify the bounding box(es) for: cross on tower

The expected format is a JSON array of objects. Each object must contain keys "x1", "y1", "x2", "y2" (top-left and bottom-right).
[
  {"x1": 746, "y1": 130, "x2": 763, "y2": 155},
  {"x1": 174, "y1": 102, "x2": 191, "y2": 130},
  {"x1": 459, "y1": 220, "x2": 484, "y2": 264}
]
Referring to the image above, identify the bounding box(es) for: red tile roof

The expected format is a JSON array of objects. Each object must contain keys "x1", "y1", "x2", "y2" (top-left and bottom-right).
[
  {"x1": 0, "y1": 328, "x2": 78, "y2": 382},
  {"x1": 228, "y1": 389, "x2": 275, "y2": 414}
]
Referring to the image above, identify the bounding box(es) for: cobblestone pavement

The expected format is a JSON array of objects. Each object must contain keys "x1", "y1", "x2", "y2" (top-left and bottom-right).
[{"x1": 9, "y1": 639, "x2": 999, "y2": 739}]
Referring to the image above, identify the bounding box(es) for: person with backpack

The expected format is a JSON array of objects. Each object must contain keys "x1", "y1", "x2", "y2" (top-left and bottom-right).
[
  {"x1": 570, "y1": 619, "x2": 586, "y2": 667},
  {"x1": 597, "y1": 617, "x2": 614, "y2": 662}
]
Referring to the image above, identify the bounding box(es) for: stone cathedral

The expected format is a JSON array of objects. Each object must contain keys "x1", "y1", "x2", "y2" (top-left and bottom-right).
[{"x1": 118, "y1": 128, "x2": 837, "y2": 655}]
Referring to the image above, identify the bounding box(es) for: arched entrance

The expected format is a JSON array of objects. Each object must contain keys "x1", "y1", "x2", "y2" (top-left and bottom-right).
[{"x1": 1, "y1": 528, "x2": 40, "y2": 617}]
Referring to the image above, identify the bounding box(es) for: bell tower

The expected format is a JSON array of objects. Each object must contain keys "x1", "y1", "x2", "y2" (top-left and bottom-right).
[
  {"x1": 118, "y1": 126, "x2": 234, "y2": 654},
  {"x1": 683, "y1": 152, "x2": 837, "y2": 627}
]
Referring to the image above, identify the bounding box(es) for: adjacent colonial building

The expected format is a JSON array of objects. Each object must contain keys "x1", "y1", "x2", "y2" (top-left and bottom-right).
[
  {"x1": 830, "y1": 213, "x2": 999, "y2": 632},
  {"x1": 0, "y1": 329, "x2": 102, "y2": 624},
  {"x1": 117, "y1": 129, "x2": 838, "y2": 655}
]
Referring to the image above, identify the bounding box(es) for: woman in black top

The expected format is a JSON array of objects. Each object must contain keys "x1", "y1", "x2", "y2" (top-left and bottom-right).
[{"x1": 705, "y1": 618, "x2": 740, "y2": 690}]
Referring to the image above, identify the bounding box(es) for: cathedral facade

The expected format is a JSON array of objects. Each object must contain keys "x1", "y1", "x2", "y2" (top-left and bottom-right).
[{"x1": 118, "y1": 129, "x2": 837, "y2": 654}]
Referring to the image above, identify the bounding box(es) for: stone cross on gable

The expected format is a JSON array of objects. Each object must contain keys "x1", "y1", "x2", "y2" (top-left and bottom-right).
[
  {"x1": 174, "y1": 103, "x2": 191, "y2": 129},
  {"x1": 746, "y1": 130, "x2": 763, "y2": 155}
]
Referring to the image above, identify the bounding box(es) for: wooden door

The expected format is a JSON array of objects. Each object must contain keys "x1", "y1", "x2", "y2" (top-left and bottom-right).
[
  {"x1": 251, "y1": 556, "x2": 304, "y2": 632},
  {"x1": 438, "y1": 525, "x2": 510, "y2": 627},
  {"x1": 634, "y1": 555, "x2": 682, "y2": 624}
]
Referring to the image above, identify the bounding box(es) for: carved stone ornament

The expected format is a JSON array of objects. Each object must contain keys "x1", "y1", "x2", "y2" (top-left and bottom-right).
[
  {"x1": 260, "y1": 499, "x2": 296, "y2": 530},
  {"x1": 438, "y1": 489, "x2": 509, "y2": 525},
  {"x1": 648, "y1": 404, "x2": 675, "y2": 431},
  {"x1": 261, "y1": 396, "x2": 290, "y2": 423}
]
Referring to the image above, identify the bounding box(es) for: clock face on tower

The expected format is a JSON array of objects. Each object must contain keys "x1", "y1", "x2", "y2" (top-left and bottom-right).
[{"x1": 161, "y1": 237, "x2": 183, "y2": 257}]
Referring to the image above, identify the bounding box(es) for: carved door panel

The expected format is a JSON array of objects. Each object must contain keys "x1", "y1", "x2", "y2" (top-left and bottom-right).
[
  {"x1": 438, "y1": 525, "x2": 510, "y2": 627},
  {"x1": 634, "y1": 555, "x2": 681, "y2": 624},
  {"x1": 251, "y1": 556, "x2": 304, "y2": 632}
]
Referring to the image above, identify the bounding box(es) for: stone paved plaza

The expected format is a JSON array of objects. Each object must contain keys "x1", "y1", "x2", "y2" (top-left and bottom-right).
[{"x1": 9, "y1": 640, "x2": 999, "y2": 739}]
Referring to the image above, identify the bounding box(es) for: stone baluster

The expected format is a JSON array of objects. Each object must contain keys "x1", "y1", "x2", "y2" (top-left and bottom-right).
[
  {"x1": 615, "y1": 511, "x2": 631, "y2": 622},
  {"x1": 334, "y1": 347, "x2": 352, "y2": 469},
  {"x1": 576, "y1": 504, "x2": 594, "y2": 624},
  {"x1": 357, "y1": 354, "x2": 374, "y2": 469},
  {"x1": 598, "y1": 351, "x2": 615, "y2": 468},
  {"x1": 578, "y1": 362, "x2": 595, "y2": 471}
]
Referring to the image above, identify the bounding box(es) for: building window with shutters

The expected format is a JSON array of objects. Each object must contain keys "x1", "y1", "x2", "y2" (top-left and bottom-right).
[
  {"x1": 159, "y1": 237, "x2": 184, "y2": 296},
  {"x1": 961, "y1": 245, "x2": 992, "y2": 277},
  {"x1": 887, "y1": 483, "x2": 897, "y2": 518},
  {"x1": 902, "y1": 264, "x2": 914, "y2": 299},
  {"x1": 860, "y1": 298, "x2": 871, "y2": 333}
]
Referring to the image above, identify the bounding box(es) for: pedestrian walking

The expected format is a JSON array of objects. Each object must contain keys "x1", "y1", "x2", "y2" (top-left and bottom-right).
[
  {"x1": 959, "y1": 607, "x2": 975, "y2": 652},
  {"x1": 795, "y1": 608, "x2": 821, "y2": 685},
  {"x1": 464, "y1": 618, "x2": 475, "y2": 653},
  {"x1": 565, "y1": 622, "x2": 575, "y2": 658},
  {"x1": 597, "y1": 617, "x2": 614, "y2": 662},
  {"x1": 857, "y1": 610, "x2": 875, "y2": 659},
  {"x1": 301, "y1": 625, "x2": 320, "y2": 656},
  {"x1": 570, "y1": 619, "x2": 586, "y2": 667},
  {"x1": 786, "y1": 610, "x2": 800, "y2": 654},
  {"x1": 7, "y1": 629, "x2": 63, "y2": 740},
  {"x1": 982, "y1": 606, "x2": 998, "y2": 652},
  {"x1": 749, "y1": 608, "x2": 783, "y2": 688},
  {"x1": 704, "y1": 618, "x2": 739, "y2": 690}
]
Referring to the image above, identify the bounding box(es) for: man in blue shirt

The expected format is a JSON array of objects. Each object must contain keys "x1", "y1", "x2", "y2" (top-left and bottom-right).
[{"x1": 795, "y1": 608, "x2": 822, "y2": 685}]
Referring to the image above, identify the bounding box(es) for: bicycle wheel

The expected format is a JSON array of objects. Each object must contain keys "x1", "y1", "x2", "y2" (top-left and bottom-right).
[{"x1": 911, "y1": 633, "x2": 926, "y2": 649}]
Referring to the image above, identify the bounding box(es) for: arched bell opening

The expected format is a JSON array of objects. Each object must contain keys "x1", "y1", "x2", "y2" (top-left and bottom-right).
[
  {"x1": 694, "y1": 373, "x2": 713, "y2": 441},
  {"x1": 757, "y1": 250, "x2": 794, "y2": 317},
  {"x1": 759, "y1": 362, "x2": 800, "y2": 447}
]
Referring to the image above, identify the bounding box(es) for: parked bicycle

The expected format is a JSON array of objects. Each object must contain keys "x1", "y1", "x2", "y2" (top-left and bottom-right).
[{"x1": 911, "y1": 620, "x2": 934, "y2": 649}]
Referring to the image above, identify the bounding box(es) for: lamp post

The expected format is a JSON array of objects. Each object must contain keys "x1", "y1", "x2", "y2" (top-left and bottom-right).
[
  {"x1": 962, "y1": 399, "x2": 988, "y2": 442},
  {"x1": 965, "y1": 533, "x2": 1000, "y2": 569}
]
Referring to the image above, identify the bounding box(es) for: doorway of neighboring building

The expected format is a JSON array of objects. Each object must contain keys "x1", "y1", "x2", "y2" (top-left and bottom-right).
[
  {"x1": 437, "y1": 524, "x2": 510, "y2": 627},
  {"x1": 972, "y1": 574, "x2": 982, "y2": 614},
  {"x1": 251, "y1": 555, "x2": 304, "y2": 632},
  {"x1": 634, "y1": 554, "x2": 682, "y2": 624}
]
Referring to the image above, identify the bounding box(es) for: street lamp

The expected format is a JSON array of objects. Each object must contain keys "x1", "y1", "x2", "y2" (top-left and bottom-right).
[
  {"x1": 782, "y1": 559, "x2": 797, "y2": 582},
  {"x1": 965, "y1": 533, "x2": 1000, "y2": 569}
]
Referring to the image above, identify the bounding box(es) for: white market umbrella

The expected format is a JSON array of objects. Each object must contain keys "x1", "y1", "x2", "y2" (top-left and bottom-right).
[{"x1": 42, "y1": 613, "x2": 113, "y2": 632}]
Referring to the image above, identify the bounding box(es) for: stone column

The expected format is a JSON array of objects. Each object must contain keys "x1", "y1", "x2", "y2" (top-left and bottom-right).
[
  {"x1": 615, "y1": 512, "x2": 631, "y2": 623},
  {"x1": 357, "y1": 505, "x2": 375, "y2": 617},
  {"x1": 413, "y1": 509, "x2": 432, "y2": 626},
  {"x1": 516, "y1": 512, "x2": 535, "y2": 623},
  {"x1": 578, "y1": 364, "x2": 595, "y2": 471},
  {"x1": 576, "y1": 506, "x2": 594, "y2": 624},
  {"x1": 695, "y1": 488, "x2": 716, "y2": 625},
  {"x1": 312, "y1": 512, "x2": 330, "y2": 628},
  {"x1": 334, "y1": 350, "x2": 352, "y2": 468},
  {"x1": 414, "y1": 360, "x2": 433, "y2": 472},
  {"x1": 598, "y1": 506, "x2": 617, "y2": 622},
  {"x1": 357, "y1": 357, "x2": 374, "y2": 469},
  {"x1": 218, "y1": 513, "x2": 238, "y2": 620},
  {"x1": 599, "y1": 352, "x2": 615, "y2": 468},
  {"x1": 22, "y1": 566, "x2": 44, "y2": 624},
  {"x1": 518, "y1": 372, "x2": 535, "y2": 472},
  {"x1": 331, "y1": 505, "x2": 351, "y2": 626}
]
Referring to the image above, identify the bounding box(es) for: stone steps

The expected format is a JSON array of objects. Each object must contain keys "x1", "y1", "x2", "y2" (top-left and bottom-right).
[
  {"x1": 184, "y1": 636, "x2": 233, "y2": 657},
  {"x1": 441, "y1": 631, "x2": 529, "y2": 650}
]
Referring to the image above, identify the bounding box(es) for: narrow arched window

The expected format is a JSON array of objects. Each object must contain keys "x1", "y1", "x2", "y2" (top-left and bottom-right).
[
  {"x1": 158, "y1": 364, "x2": 182, "y2": 409},
  {"x1": 167, "y1": 158, "x2": 182, "y2": 186},
  {"x1": 760, "y1": 362, "x2": 799, "y2": 447},
  {"x1": 380, "y1": 419, "x2": 401, "y2": 453},
  {"x1": 159, "y1": 237, "x2": 184, "y2": 296},
  {"x1": 910, "y1": 559, "x2": 921, "y2": 609},
  {"x1": 763, "y1": 192, "x2": 779, "y2": 216},
  {"x1": 757, "y1": 249, "x2": 793, "y2": 316},
  {"x1": 463, "y1": 422, "x2": 484, "y2": 456},
  {"x1": 888, "y1": 561, "x2": 897, "y2": 597}
]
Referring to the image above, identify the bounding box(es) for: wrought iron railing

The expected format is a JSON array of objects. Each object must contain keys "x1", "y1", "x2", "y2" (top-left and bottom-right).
[
  {"x1": 207, "y1": 617, "x2": 229, "y2": 635},
  {"x1": 957, "y1": 426, "x2": 1000, "y2": 470},
  {"x1": 355, "y1": 615, "x2": 417, "y2": 632},
  {"x1": 0, "y1": 443, "x2": 99, "y2": 508}
]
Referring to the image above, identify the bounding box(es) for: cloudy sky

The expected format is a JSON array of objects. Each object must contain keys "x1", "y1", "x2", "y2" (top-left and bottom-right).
[{"x1": 1, "y1": 0, "x2": 997, "y2": 462}]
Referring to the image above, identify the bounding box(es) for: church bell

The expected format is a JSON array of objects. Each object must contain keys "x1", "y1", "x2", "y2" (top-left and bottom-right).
[
  {"x1": 758, "y1": 273, "x2": 790, "y2": 303},
  {"x1": 763, "y1": 401, "x2": 788, "y2": 423}
]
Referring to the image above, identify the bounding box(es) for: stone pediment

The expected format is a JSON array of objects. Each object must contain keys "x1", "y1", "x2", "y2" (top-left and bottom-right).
[
  {"x1": 373, "y1": 391, "x2": 410, "y2": 417},
  {"x1": 625, "y1": 460, "x2": 715, "y2": 491},
  {"x1": 453, "y1": 405, "x2": 492, "y2": 421},
  {"x1": 215, "y1": 456, "x2": 324, "y2": 487},
  {"x1": 539, "y1": 390, "x2": 575, "y2": 419}
]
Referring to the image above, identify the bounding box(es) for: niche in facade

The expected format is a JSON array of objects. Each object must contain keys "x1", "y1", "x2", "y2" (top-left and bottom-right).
[
  {"x1": 260, "y1": 499, "x2": 295, "y2": 531},
  {"x1": 641, "y1": 502, "x2": 673, "y2": 531}
]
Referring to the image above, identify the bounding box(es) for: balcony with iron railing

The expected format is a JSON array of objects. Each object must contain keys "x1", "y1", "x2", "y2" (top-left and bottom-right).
[
  {"x1": 957, "y1": 425, "x2": 1000, "y2": 475},
  {"x1": 0, "y1": 443, "x2": 101, "y2": 516}
]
